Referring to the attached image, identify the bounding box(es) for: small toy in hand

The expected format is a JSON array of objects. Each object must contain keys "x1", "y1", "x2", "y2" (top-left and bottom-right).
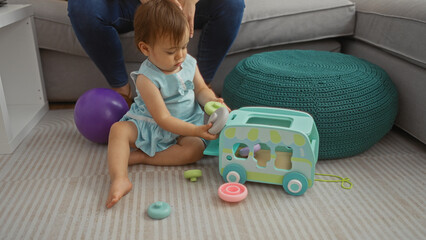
[{"x1": 204, "y1": 101, "x2": 229, "y2": 134}]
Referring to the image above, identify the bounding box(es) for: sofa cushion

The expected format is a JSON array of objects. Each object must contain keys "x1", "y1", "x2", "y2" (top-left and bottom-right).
[
  {"x1": 9, "y1": 0, "x2": 355, "y2": 62},
  {"x1": 8, "y1": 0, "x2": 147, "y2": 62},
  {"x1": 351, "y1": 0, "x2": 426, "y2": 68},
  {"x1": 229, "y1": 0, "x2": 355, "y2": 54}
]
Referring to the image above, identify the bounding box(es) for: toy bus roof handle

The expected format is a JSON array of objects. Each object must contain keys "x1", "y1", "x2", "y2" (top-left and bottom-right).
[{"x1": 229, "y1": 107, "x2": 315, "y2": 136}]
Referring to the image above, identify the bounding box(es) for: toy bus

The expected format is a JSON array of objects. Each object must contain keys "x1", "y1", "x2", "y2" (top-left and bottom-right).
[{"x1": 204, "y1": 107, "x2": 319, "y2": 196}]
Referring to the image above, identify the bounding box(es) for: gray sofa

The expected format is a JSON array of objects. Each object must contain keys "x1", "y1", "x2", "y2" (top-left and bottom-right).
[{"x1": 9, "y1": 0, "x2": 426, "y2": 144}]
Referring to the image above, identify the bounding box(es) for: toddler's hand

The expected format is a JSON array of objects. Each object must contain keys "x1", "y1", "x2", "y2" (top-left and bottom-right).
[
  {"x1": 215, "y1": 98, "x2": 231, "y2": 112},
  {"x1": 196, "y1": 123, "x2": 218, "y2": 140}
]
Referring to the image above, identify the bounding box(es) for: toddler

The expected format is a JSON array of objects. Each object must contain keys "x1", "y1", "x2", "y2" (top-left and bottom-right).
[{"x1": 106, "y1": 0, "x2": 227, "y2": 208}]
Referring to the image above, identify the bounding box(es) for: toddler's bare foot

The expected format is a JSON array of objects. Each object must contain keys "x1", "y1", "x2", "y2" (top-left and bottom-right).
[{"x1": 106, "y1": 177, "x2": 132, "y2": 208}]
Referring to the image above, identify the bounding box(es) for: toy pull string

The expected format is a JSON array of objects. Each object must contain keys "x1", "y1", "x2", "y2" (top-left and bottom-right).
[{"x1": 315, "y1": 173, "x2": 353, "y2": 190}]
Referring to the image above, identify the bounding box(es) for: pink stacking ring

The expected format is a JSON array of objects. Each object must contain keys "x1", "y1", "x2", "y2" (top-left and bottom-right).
[{"x1": 218, "y1": 183, "x2": 248, "y2": 202}]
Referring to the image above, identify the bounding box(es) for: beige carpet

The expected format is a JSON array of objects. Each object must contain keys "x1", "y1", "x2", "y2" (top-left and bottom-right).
[{"x1": 0, "y1": 109, "x2": 425, "y2": 240}]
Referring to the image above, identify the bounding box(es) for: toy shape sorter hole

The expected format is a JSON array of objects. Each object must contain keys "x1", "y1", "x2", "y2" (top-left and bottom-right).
[
  {"x1": 252, "y1": 143, "x2": 271, "y2": 168},
  {"x1": 239, "y1": 143, "x2": 260, "y2": 157},
  {"x1": 233, "y1": 143, "x2": 249, "y2": 159},
  {"x1": 233, "y1": 140, "x2": 293, "y2": 170},
  {"x1": 274, "y1": 145, "x2": 293, "y2": 170}
]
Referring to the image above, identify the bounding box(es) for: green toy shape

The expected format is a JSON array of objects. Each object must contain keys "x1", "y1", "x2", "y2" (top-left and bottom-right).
[
  {"x1": 204, "y1": 101, "x2": 226, "y2": 115},
  {"x1": 184, "y1": 169, "x2": 202, "y2": 182}
]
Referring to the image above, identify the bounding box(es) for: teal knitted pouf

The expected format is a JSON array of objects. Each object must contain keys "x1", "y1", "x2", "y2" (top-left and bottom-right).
[{"x1": 223, "y1": 50, "x2": 398, "y2": 159}]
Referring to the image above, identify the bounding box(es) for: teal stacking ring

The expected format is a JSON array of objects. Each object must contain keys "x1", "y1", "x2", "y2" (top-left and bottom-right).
[{"x1": 147, "y1": 201, "x2": 171, "y2": 220}]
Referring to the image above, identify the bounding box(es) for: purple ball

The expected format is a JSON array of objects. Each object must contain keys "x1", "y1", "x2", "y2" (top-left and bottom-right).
[{"x1": 74, "y1": 88, "x2": 129, "y2": 144}]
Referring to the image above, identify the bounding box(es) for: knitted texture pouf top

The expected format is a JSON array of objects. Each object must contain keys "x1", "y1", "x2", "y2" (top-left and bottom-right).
[{"x1": 223, "y1": 50, "x2": 398, "y2": 159}]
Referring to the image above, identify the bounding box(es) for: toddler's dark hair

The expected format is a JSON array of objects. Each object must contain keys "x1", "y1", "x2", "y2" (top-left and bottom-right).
[{"x1": 134, "y1": 0, "x2": 189, "y2": 48}]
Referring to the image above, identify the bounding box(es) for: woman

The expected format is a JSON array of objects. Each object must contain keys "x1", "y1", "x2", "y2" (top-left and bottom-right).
[{"x1": 67, "y1": 0, "x2": 245, "y2": 105}]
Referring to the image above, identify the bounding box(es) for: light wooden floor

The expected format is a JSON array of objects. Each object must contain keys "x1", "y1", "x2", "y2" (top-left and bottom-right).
[{"x1": 1, "y1": 109, "x2": 424, "y2": 239}]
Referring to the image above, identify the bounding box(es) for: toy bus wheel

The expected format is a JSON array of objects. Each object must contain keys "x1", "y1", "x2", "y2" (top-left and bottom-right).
[
  {"x1": 222, "y1": 164, "x2": 247, "y2": 184},
  {"x1": 283, "y1": 172, "x2": 308, "y2": 196}
]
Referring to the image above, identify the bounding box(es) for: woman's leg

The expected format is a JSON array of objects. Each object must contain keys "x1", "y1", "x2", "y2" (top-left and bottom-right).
[
  {"x1": 68, "y1": 0, "x2": 140, "y2": 91},
  {"x1": 194, "y1": 0, "x2": 245, "y2": 84}
]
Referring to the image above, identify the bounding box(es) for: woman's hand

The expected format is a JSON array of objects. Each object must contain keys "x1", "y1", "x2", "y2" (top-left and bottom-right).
[
  {"x1": 178, "y1": 0, "x2": 198, "y2": 38},
  {"x1": 212, "y1": 98, "x2": 231, "y2": 112}
]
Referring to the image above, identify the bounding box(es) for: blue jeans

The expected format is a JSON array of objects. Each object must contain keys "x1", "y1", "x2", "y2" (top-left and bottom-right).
[{"x1": 68, "y1": 0, "x2": 245, "y2": 87}]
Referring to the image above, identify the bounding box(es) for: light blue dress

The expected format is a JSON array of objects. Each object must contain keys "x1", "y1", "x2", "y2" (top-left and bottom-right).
[{"x1": 120, "y1": 55, "x2": 204, "y2": 157}]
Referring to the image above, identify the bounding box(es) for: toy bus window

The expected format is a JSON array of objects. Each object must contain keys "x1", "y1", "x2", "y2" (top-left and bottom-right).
[
  {"x1": 274, "y1": 145, "x2": 292, "y2": 170},
  {"x1": 253, "y1": 143, "x2": 271, "y2": 168},
  {"x1": 233, "y1": 143, "x2": 249, "y2": 160},
  {"x1": 246, "y1": 116, "x2": 292, "y2": 128}
]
